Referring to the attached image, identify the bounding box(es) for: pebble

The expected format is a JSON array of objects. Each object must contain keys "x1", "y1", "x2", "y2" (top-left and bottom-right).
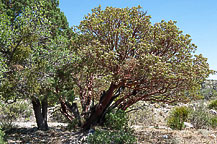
[
  {"x1": 162, "y1": 135, "x2": 169, "y2": 139},
  {"x1": 209, "y1": 134, "x2": 216, "y2": 139},
  {"x1": 148, "y1": 126, "x2": 155, "y2": 129},
  {"x1": 209, "y1": 109, "x2": 217, "y2": 115},
  {"x1": 131, "y1": 125, "x2": 143, "y2": 130},
  {"x1": 184, "y1": 122, "x2": 194, "y2": 128},
  {"x1": 158, "y1": 126, "x2": 172, "y2": 130}
]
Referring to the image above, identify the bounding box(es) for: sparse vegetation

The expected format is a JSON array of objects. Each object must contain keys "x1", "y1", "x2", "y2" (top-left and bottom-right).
[
  {"x1": 127, "y1": 102, "x2": 155, "y2": 126},
  {"x1": 86, "y1": 109, "x2": 136, "y2": 143},
  {"x1": 67, "y1": 118, "x2": 81, "y2": 130},
  {"x1": 50, "y1": 106, "x2": 68, "y2": 123},
  {"x1": 104, "y1": 109, "x2": 128, "y2": 130},
  {"x1": 208, "y1": 99, "x2": 217, "y2": 110},
  {"x1": 209, "y1": 116, "x2": 217, "y2": 128},
  {"x1": 189, "y1": 103, "x2": 217, "y2": 129},
  {"x1": 167, "y1": 106, "x2": 191, "y2": 130},
  {"x1": 0, "y1": 127, "x2": 6, "y2": 144},
  {"x1": 0, "y1": 101, "x2": 32, "y2": 130}
]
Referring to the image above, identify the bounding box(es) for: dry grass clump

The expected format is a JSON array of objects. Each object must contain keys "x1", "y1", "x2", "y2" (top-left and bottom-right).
[
  {"x1": 188, "y1": 102, "x2": 217, "y2": 129},
  {"x1": 127, "y1": 102, "x2": 156, "y2": 127}
]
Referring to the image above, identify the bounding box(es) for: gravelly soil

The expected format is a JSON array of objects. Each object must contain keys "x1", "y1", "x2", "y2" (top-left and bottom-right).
[
  {"x1": 134, "y1": 126, "x2": 217, "y2": 144},
  {"x1": 6, "y1": 126, "x2": 88, "y2": 144},
  {"x1": 6, "y1": 125, "x2": 217, "y2": 144}
]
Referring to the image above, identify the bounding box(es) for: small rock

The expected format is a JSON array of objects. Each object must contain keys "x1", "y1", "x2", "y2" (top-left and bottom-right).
[
  {"x1": 158, "y1": 126, "x2": 172, "y2": 130},
  {"x1": 154, "y1": 103, "x2": 160, "y2": 108},
  {"x1": 184, "y1": 122, "x2": 193, "y2": 128},
  {"x1": 148, "y1": 126, "x2": 155, "y2": 129},
  {"x1": 209, "y1": 134, "x2": 216, "y2": 139},
  {"x1": 131, "y1": 125, "x2": 143, "y2": 130},
  {"x1": 162, "y1": 135, "x2": 169, "y2": 139},
  {"x1": 203, "y1": 102, "x2": 208, "y2": 106},
  {"x1": 209, "y1": 109, "x2": 217, "y2": 115},
  {"x1": 88, "y1": 128, "x2": 95, "y2": 135}
]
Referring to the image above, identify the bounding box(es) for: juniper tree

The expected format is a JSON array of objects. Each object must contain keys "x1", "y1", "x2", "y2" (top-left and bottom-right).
[{"x1": 0, "y1": 0, "x2": 74, "y2": 130}]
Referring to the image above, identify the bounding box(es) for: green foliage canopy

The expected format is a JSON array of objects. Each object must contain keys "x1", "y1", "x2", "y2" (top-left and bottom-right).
[
  {"x1": 72, "y1": 5, "x2": 212, "y2": 111},
  {"x1": 0, "y1": 0, "x2": 74, "y2": 102}
]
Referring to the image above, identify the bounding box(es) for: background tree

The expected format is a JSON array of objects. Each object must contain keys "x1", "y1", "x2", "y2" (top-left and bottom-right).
[
  {"x1": 0, "y1": 0, "x2": 72, "y2": 37},
  {"x1": 0, "y1": 0, "x2": 74, "y2": 130},
  {"x1": 64, "y1": 6, "x2": 212, "y2": 130}
]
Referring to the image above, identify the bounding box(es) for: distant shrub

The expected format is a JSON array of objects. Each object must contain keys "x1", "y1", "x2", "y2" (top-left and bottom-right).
[
  {"x1": 199, "y1": 82, "x2": 217, "y2": 100},
  {"x1": 87, "y1": 129, "x2": 136, "y2": 144},
  {"x1": 208, "y1": 99, "x2": 217, "y2": 110},
  {"x1": 0, "y1": 100, "x2": 32, "y2": 130},
  {"x1": 188, "y1": 103, "x2": 216, "y2": 129},
  {"x1": 104, "y1": 109, "x2": 128, "y2": 130},
  {"x1": 167, "y1": 106, "x2": 191, "y2": 130}
]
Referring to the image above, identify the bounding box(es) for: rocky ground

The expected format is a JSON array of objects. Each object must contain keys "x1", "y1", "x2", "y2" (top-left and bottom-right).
[
  {"x1": 134, "y1": 126, "x2": 216, "y2": 144},
  {"x1": 129, "y1": 100, "x2": 217, "y2": 144},
  {"x1": 4, "y1": 100, "x2": 217, "y2": 144},
  {"x1": 6, "y1": 123, "x2": 217, "y2": 144},
  {"x1": 6, "y1": 126, "x2": 87, "y2": 144}
]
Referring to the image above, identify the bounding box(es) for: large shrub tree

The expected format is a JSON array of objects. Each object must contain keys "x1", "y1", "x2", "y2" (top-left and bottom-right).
[
  {"x1": 63, "y1": 6, "x2": 212, "y2": 130},
  {"x1": 0, "y1": 0, "x2": 73, "y2": 130}
]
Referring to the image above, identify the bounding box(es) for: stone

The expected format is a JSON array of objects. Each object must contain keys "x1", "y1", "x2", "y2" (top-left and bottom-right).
[
  {"x1": 184, "y1": 122, "x2": 193, "y2": 128},
  {"x1": 131, "y1": 125, "x2": 143, "y2": 130},
  {"x1": 158, "y1": 126, "x2": 172, "y2": 130},
  {"x1": 148, "y1": 126, "x2": 155, "y2": 129},
  {"x1": 162, "y1": 135, "x2": 169, "y2": 139},
  {"x1": 88, "y1": 129, "x2": 95, "y2": 135},
  {"x1": 209, "y1": 109, "x2": 217, "y2": 115},
  {"x1": 209, "y1": 134, "x2": 216, "y2": 139}
]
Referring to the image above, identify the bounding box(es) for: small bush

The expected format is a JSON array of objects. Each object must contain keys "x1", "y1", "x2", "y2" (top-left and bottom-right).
[
  {"x1": 50, "y1": 107, "x2": 68, "y2": 122},
  {"x1": 87, "y1": 109, "x2": 137, "y2": 143},
  {"x1": 200, "y1": 88, "x2": 217, "y2": 100},
  {"x1": 67, "y1": 118, "x2": 80, "y2": 130},
  {"x1": 0, "y1": 127, "x2": 6, "y2": 144},
  {"x1": 188, "y1": 103, "x2": 216, "y2": 129},
  {"x1": 0, "y1": 100, "x2": 32, "y2": 130},
  {"x1": 209, "y1": 116, "x2": 217, "y2": 128},
  {"x1": 87, "y1": 129, "x2": 136, "y2": 144},
  {"x1": 104, "y1": 109, "x2": 128, "y2": 130},
  {"x1": 167, "y1": 106, "x2": 190, "y2": 130},
  {"x1": 208, "y1": 100, "x2": 217, "y2": 110}
]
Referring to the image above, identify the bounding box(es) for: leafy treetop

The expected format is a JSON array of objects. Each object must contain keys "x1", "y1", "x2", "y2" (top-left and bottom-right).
[{"x1": 71, "y1": 5, "x2": 212, "y2": 112}]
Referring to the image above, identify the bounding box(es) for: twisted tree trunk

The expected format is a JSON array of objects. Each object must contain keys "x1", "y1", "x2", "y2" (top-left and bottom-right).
[{"x1": 82, "y1": 83, "x2": 117, "y2": 130}]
